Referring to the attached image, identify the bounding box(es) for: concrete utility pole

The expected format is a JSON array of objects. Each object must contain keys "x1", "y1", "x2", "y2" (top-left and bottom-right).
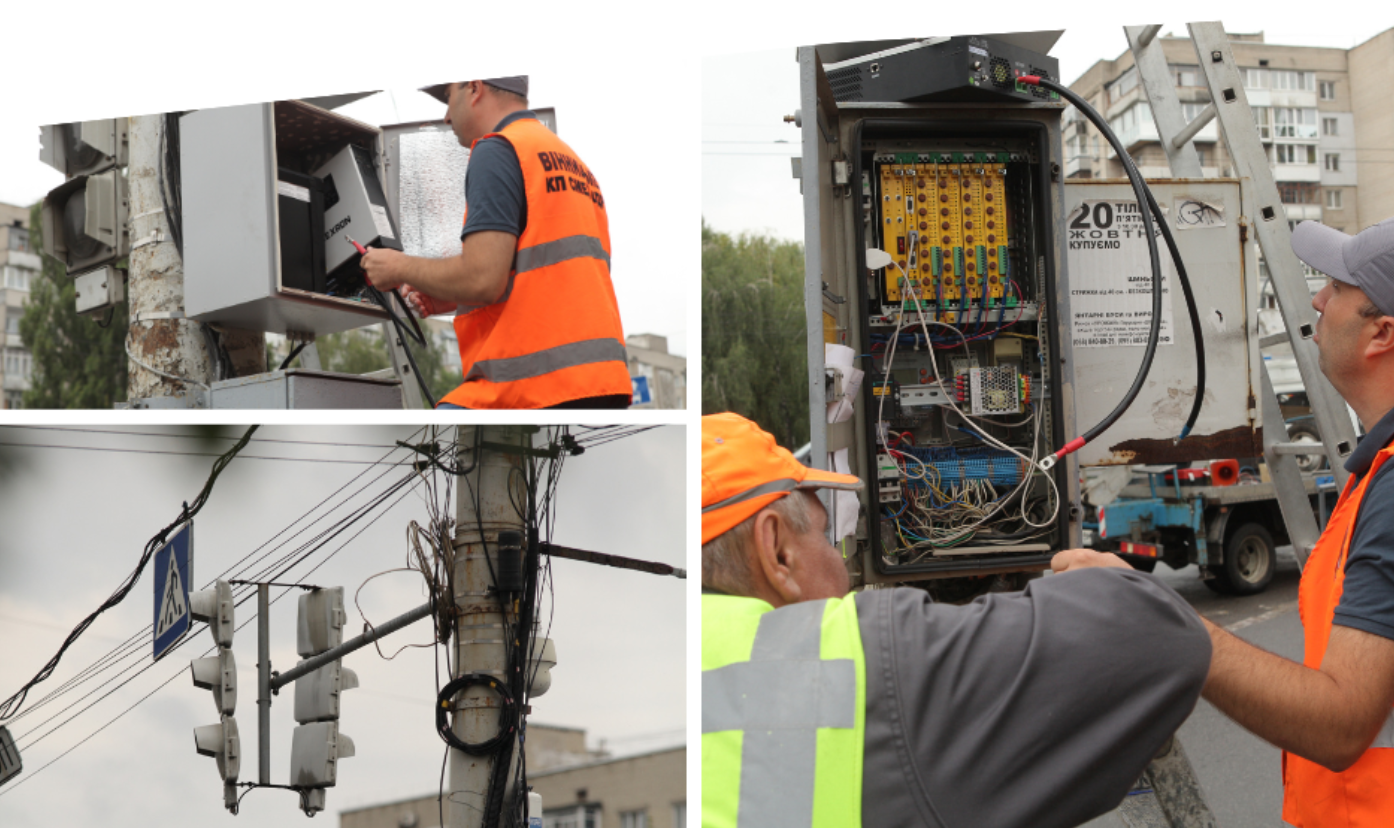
[
  {"x1": 448, "y1": 425, "x2": 530, "y2": 828},
  {"x1": 125, "y1": 115, "x2": 263, "y2": 405}
]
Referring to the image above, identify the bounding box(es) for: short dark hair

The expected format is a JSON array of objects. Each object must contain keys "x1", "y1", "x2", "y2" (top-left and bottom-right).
[{"x1": 1359, "y1": 300, "x2": 1385, "y2": 319}]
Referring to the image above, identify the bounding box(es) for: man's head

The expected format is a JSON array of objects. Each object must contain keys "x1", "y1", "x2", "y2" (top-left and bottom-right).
[
  {"x1": 702, "y1": 413, "x2": 863, "y2": 607},
  {"x1": 1292, "y1": 219, "x2": 1394, "y2": 416},
  {"x1": 420, "y1": 77, "x2": 529, "y2": 148}
]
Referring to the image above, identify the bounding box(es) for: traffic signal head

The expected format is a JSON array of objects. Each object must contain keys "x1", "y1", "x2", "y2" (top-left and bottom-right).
[
  {"x1": 190, "y1": 648, "x2": 237, "y2": 716},
  {"x1": 193, "y1": 715, "x2": 241, "y2": 783},
  {"x1": 40, "y1": 172, "x2": 129, "y2": 277},
  {"x1": 39, "y1": 120, "x2": 128, "y2": 178},
  {"x1": 293, "y1": 660, "x2": 358, "y2": 723},
  {"x1": 190, "y1": 580, "x2": 235, "y2": 648},
  {"x1": 297, "y1": 587, "x2": 346, "y2": 657},
  {"x1": 289, "y1": 721, "x2": 354, "y2": 788}
]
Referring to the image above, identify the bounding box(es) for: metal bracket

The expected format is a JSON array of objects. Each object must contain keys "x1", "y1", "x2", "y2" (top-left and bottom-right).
[{"x1": 133, "y1": 310, "x2": 186, "y2": 323}]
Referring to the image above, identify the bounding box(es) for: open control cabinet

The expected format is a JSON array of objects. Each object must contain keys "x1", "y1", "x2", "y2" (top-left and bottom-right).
[{"x1": 799, "y1": 44, "x2": 1083, "y2": 586}]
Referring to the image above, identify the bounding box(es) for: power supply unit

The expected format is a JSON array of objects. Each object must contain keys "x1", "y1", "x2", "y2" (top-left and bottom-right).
[{"x1": 823, "y1": 35, "x2": 1061, "y2": 104}]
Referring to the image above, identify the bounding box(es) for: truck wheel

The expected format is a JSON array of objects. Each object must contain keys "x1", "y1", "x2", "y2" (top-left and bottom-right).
[
  {"x1": 1287, "y1": 421, "x2": 1327, "y2": 474},
  {"x1": 1217, "y1": 523, "x2": 1276, "y2": 596}
]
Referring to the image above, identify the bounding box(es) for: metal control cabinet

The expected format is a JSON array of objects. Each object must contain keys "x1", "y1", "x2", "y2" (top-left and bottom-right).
[
  {"x1": 799, "y1": 41, "x2": 1080, "y2": 585},
  {"x1": 181, "y1": 101, "x2": 389, "y2": 336}
]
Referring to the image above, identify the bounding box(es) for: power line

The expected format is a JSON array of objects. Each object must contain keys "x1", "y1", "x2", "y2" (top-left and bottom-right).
[
  {"x1": 1, "y1": 425, "x2": 401, "y2": 449},
  {"x1": 0, "y1": 440, "x2": 410, "y2": 465}
]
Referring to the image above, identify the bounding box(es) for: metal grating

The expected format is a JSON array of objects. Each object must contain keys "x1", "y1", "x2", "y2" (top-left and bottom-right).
[{"x1": 827, "y1": 66, "x2": 864, "y2": 102}]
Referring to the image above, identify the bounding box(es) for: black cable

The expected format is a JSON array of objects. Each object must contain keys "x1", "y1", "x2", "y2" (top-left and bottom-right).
[
  {"x1": 434, "y1": 673, "x2": 517, "y2": 755},
  {"x1": 1037, "y1": 74, "x2": 1207, "y2": 441},
  {"x1": 1025, "y1": 77, "x2": 1165, "y2": 467},
  {"x1": 0, "y1": 426, "x2": 257, "y2": 722},
  {"x1": 365, "y1": 285, "x2": 436, "y2": 408},
  {"x1": 279, "y1": 342, "x2": 308, "y2": 371},
  {"x1": 94, "y1": 306, "x2": 115, "y2": 329}
]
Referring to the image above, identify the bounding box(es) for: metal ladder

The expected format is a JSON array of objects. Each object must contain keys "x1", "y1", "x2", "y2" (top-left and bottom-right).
[
  {"x1": 1125, "y1": 21, "x2": 1358, "y2": 573},
  {"x1": 1088, "y1": 21, "x2": 1364, "y2": 828}
]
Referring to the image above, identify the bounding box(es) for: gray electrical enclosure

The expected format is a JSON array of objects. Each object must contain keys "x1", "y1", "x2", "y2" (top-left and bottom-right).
[
  {"x1": 208, "y1": 370, "x2": 402, "y2": 409},
  {"x1": 181, "y1": 101, "x2": 389, "y2": 336}
]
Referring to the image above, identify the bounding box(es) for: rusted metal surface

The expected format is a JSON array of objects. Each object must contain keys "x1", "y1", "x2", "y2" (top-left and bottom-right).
[{"x1": 1101, "y1": 424, "x2": 1262, "y2": 466}]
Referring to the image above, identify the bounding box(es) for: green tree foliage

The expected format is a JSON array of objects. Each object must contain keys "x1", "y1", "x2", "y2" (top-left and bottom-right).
[
  {"x1": 701, "y1": 221, "x2": 810, "y2": 449},
  {"x1": 283, "y1": 326, "x2": 463, "y2": 408},
  {"x1": 19, "y1": 202, "x2": 128, "y2": 408}
]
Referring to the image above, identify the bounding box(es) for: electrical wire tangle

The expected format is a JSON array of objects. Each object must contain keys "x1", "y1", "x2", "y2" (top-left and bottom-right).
[{"x1": 874, "y1": 259, "x2": 1061, "y2": 562}]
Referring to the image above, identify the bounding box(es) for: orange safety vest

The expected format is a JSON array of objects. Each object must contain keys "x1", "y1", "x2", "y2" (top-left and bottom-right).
[
  {"x1": 437, "y1": 116, "x2": 630, "y2": 409},
  {"x1": 1284, "y1": 441, "x2": 1394, "y2": 828}
]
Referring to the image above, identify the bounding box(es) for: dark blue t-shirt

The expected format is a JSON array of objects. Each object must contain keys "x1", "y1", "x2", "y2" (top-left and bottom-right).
[
  {"x1": 459, "y1": 110, "x2": 533, "y2": 241},
  {"x1": 1334, "y1": 406, "x2": 1394, "y2": 640}
]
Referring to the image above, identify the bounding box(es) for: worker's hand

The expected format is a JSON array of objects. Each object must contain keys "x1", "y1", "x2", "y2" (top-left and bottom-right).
[
  {"x1": 399, "y1": 286, "x2": 456, "y2": 318},
  {"x1": 1051, "y1": 548, "x2": 1132, "y2": 574},
  {"x1": 360, "y1": 247, "x2": 410, "y2": 292}
]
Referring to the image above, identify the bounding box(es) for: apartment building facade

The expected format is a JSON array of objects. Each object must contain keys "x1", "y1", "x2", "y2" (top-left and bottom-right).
[
  {"x1": 0, "y1": 202, "x2": 39, "y2": 409},
  {"x1": 1067, "y1": 28, "x2": 1394, "y2": 239}
]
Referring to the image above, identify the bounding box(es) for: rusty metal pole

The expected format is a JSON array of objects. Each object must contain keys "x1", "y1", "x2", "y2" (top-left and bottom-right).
[{"x1": 447, "y1": 425, "x2": 529, "y2": 828}]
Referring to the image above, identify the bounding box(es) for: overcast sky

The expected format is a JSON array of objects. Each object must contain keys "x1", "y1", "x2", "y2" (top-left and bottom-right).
[
  {"x1": 0, "y1": 425, "x2": 684, "y2": 827},
  {"x1": 704, "y1": 9, "x2": 1394, "y2": 244},
  {"x1": 1, "y1": 7, "x2": 695, "y2": 358}
]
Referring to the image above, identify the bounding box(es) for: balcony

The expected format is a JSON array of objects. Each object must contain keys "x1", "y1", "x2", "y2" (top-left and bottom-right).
[
  {"x1": 1282, "y1": 204, "x2": 1323, "y2": 221},
  {"x1": 1065, "y1": 154, "x2": 1095, "y2": 179},
  {"x1": 1274, "y1": 164, "x2": 1321, "y2": 183}
]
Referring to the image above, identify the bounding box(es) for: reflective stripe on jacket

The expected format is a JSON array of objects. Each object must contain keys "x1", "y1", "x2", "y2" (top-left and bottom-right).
[
  {"x1": 702, "y1": 593, "x2": 865, "y2": 828},
  {"x1": 1284, "y1": 442, "x2": 1394, "y2": 828},
  {"x1": 438, "y1": 117, "x2": 630, "y2": 409}
]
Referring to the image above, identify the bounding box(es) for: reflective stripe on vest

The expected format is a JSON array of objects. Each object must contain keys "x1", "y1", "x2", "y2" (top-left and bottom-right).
[
  {"x1": 438, "y1": 117, "x2": 629, "y2": 409},
  {"x1": 700, "y1": 478, "x2": 798, "y2": 515},
  {"x1": 701, "y1": 594, "x2": 865, "y2": 828},
  {"x1": 1283, "y1": 442, "x2": 1394, "y2": 828}
]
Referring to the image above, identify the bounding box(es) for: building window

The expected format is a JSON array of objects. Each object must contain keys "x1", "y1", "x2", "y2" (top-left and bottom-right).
[
  {"x1": 4, "y1": 390, "x2": 21, "y2": 410},
  {"x1": 1108, "y1": 67, "x2": 1139, "y2": 103},
  {"x1": 1273, "y1": 107, "x2": 1318, "y2": 139},
  {"x1": 1244, "y1": 68, "x2": 1268, "y2": 89},
  {"x1": 1276, "y1": 144, "x2": 1317, "y2": 165},
  {"x1": 543, "y1": 805, "x2": 602, "y2": 828},
  {"x1": 3, "y1": 266, "x2": 31, "y2": 291},
  {"x1": 672, "y1": 803, "x2": 686, "y2": 828},
  {"x1": 5, "y1": 315, "x2": 18, "y2": 336},
  {"x1": 1278, "y1": 183, "x2": 1319, "y2": 204},
  {"x1": 619, "y1": 811, "x2": 648, "y2": 828},
  {"x1": 1172, "y1": 64, "x2": 1202, "y2": 87},
  {"x1": 1327, "y1": 189, "x2": 1343, "y2": 209},
  {"x1": 6, "y1": 226, "x2": 30, "y2": 253},
  {"x1": 1322, "y1": 117, "x2": 1339, "y2": 137},
  {"x1": 1320, "y1": 80, "x2": 1336, "y2": 100},
  {"x1": 1270, "y1": 70, "x2": 1315, "y2": 91},
  {"x1": 1325, "y1": 153, "x2": 1340, "y2": 172},
  {"x1": 1195, "y1": 147, "x2": 1206, "y2": 167},
  {"x1": 4, "y1": 348, "x2": 32, "y2": 379}
]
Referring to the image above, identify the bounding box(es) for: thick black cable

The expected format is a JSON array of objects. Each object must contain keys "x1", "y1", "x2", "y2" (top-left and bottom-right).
[
  {"x1": 365, "y1": 285, "x2": 436, "y2": 408},
  {"x1": 279, "y1": 341, "x2": 308, "y2": 371},
  {"x1": 0, "y1": 426, "x2": 258, "y2": 722},
  {"x1": 1029, "y1": 78, "x2": 1164, "y2": 455}
]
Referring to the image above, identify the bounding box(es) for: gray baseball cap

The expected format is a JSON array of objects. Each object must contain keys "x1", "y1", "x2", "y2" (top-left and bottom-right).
[
  {"x1": 419, "y1": 77, "x2": 529, "y2": 104},
  {"x1": 1292, "y1": 218, "x2": 1394, "y2": 317}
]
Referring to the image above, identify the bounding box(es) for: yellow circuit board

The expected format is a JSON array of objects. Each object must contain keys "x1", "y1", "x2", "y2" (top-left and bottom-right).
[{"x1": 878, "y1": 156, "x2": 1012, "y2": 317}]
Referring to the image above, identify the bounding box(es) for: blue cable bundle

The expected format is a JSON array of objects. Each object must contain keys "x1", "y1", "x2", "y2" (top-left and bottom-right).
[{"x1": 905, "y1": 446, "x2": 1026, "y2": 486}]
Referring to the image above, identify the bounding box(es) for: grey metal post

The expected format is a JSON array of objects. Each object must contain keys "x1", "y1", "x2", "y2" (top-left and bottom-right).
[
  {"x1": 382, "y1": 320, "x2": 425, "y2": 409},
  {"x1": 798, "y1": 47, "x2": 830, "y2": 510},
  {"x1": 447, "y1": 425, "x2": 530, "y2": 828},
  {"x1": 1125, "y1": 25, "x2": 1205, "y2": 179},
  {"x1": 271, "y1": 600, "x2": 433, "y2": 691},
  {"x1": 257, "y1": 583, "x2": 270, "y2": 786}
]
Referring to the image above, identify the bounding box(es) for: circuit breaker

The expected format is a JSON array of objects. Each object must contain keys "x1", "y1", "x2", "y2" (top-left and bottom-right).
[{"x1": 799, "y1": 35, "x2": 1078, "y2": 583}]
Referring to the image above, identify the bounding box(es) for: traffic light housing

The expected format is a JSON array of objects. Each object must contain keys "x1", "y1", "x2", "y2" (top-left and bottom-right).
[
  {"x1": 189, "y1": 580, "x2": 239, "y2": 792},
  {"x1": 290, "y1": 587, "x2": 355, "y2": 814},
  {"x1": 38, "y1": 119, "x2": 130, "y2": 278},
  {"x1": 39, "y1": 120, "x2": 127, "y2": 177}
]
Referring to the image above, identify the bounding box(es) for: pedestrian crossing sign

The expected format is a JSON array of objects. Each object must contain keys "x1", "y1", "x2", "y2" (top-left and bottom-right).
[{"x1": 153, "y1": 522, "x2": 194, "y2": 662}]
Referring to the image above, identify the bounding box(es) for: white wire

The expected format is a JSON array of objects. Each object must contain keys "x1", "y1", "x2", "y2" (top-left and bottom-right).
[{"x1": 123, "y1": 340, "x2": 211, "y2": 393}]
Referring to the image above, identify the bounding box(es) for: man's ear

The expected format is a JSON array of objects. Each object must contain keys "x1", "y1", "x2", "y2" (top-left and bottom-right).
[
  {"x1": 751, "y1": 507, "x2": 802, "y2": 607},
  {"x1": 1366, "y1": 315, "x2": 1394, "y2": 360}
]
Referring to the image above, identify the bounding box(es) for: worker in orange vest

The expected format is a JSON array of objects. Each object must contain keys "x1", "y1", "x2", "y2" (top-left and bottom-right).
[
  {"x1": 1058, "y1": 217, "x2": 1394, "y2": 827},
  {"x1": 361, "y1": 77, "x2": 631, "y2": 410}
]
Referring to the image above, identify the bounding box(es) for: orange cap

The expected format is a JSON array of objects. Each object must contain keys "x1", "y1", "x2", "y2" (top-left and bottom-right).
[{"x1": 702, "y1": 413, "x2": 863, "y2": 545}]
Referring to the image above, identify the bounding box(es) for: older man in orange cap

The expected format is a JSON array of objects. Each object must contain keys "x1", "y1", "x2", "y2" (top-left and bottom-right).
[{"x1": 701, "y1": 411, "x2": 1212, "y2": 828}]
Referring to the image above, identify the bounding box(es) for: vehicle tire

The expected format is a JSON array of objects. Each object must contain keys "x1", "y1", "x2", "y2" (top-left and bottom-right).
[
  {"x1": 1287, "y1": 421, "x2": 1327, "y2": 474},
  {"x1": 1216, "y1": 523, "x2": 1277, "y2": 596}
]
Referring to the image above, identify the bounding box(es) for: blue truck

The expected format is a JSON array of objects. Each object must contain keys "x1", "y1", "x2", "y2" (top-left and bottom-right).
[{"x1": 1086, "y1": 467, "x2": 1338, "y2": 595}]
